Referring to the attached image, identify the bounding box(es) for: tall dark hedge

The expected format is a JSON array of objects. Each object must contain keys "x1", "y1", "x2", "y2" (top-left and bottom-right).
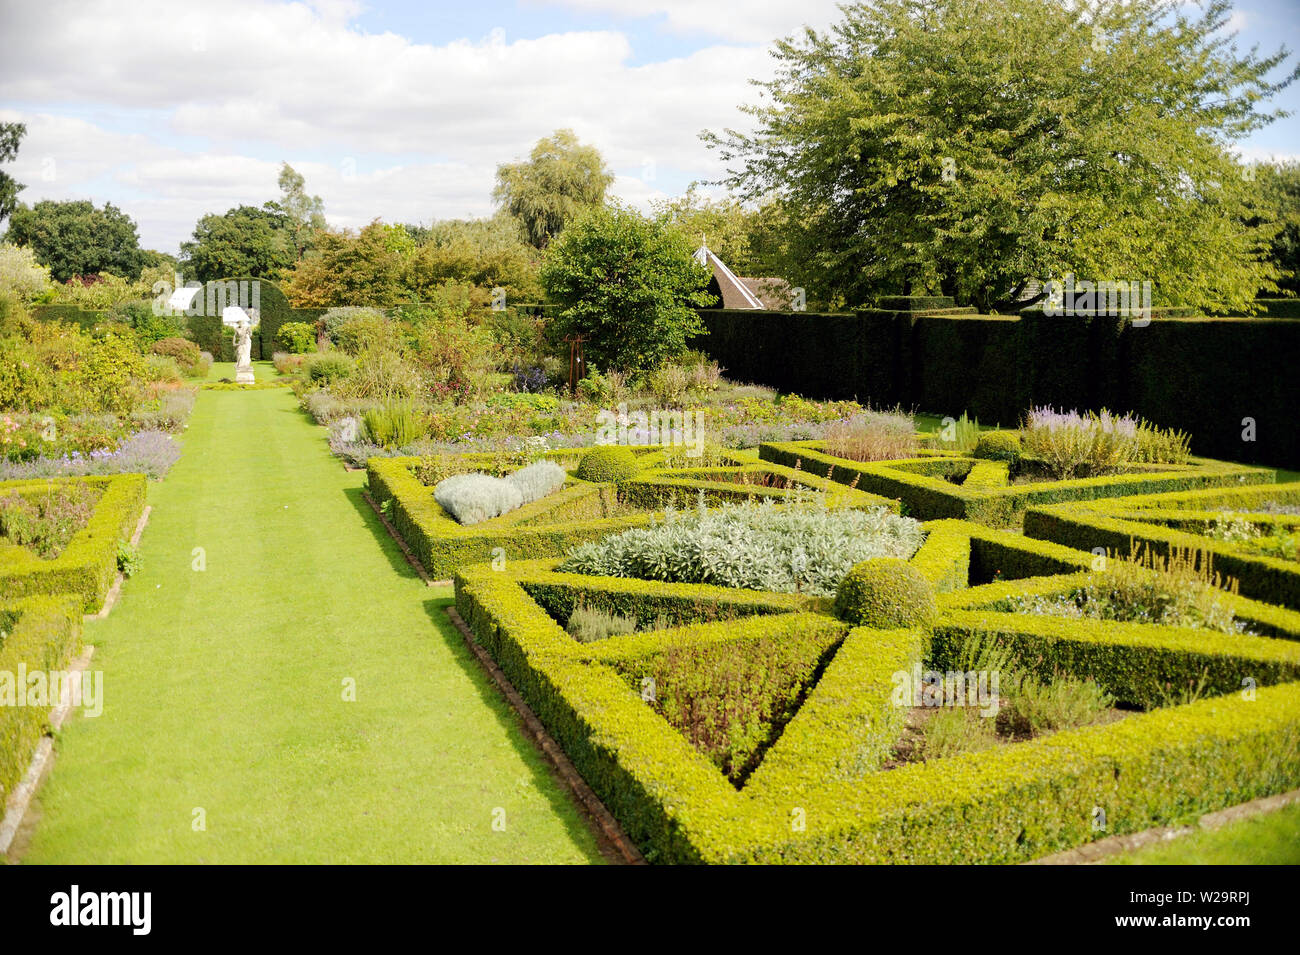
[{"x1": 693, "y1": 310, "x2": 1300, "y2": 467}]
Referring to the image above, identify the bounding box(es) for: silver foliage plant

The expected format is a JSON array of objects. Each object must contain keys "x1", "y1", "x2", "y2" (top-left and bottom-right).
[
  {"x1": 560, "y1": 497, "x2": 926, "y2": 596},
  {"x1": 434, "y1": 460, "x2": 567, "y2": 525},
  {"x1": 505, "y1": 460, "x2": 567, "y2": 504}
]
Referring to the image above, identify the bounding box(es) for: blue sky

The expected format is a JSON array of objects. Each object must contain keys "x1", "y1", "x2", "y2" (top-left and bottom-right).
[{"x1": 1, "y1": 0, "x2": 1297, "y2": 256}]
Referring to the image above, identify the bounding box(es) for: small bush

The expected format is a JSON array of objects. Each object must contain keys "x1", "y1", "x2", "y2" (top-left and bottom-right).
[
  {"x1": 142, "y1": 354, "x2": 183, "y2": 383},
  {"x1": 824, "y1": 408, "x2": 916, "y2": 462},
  {"x1": 362, "y1": 400, "x2": 426, "y2": 449},
  {"x1": 1019, "y1": 407, "x2": 1190, "y2": 479},
  {"x1": 413, "y1": 453, "x2": 477, "y2": 487},
  {"x1": 575, "y1": 445, "x2": 639, "y2": 483},
  {"x1": 974, "y1": 430, "x2": 1021, "y2": 461},
  {"x1": 936, "y1": 412, "x2": 980, "y2": 454},
  {"x1": 833, "y1": 557, "x2": 937, "y2": 628},
  {"x1": 504, "y1": 460, "x2": 567, "y2": 504},
  {"x1": 566, "y1": 603, "x2": 642, "y2": 643},
  {"x1": 304, "y1": 351, "x2": 355, "y2": 385},
  {"x1": 116, "y1": 539, "x2": 142, "y2": 577},
  {"x1": 278, "y1": 321, "x2": 318, "y2": 354},
  {"x1": 273, "y1": 351, "x2": 308, "y2": 375},
  {"x1": 1002, "y1": 674, "x2": 1114, "y2": 736},
  {"x1": 150, "y1": 337, "x2": 203, "y2": 376},
  {"x1": 433, "y1": 473, "x2": 524, "y2": 525},
  {"x1": 998, "y1": 544, "x2": 1250, "y2": 635}
]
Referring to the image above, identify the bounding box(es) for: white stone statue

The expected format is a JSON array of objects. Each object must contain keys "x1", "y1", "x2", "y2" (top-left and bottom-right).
[{"x1": 223, "y1": 305, "x2": 256, "y2": 383}]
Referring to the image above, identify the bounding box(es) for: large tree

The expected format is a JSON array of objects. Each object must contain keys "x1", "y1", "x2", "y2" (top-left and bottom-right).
[
  {"x1": 494, "y1": 129, "x2": 613, "y2": 249},
  {"x1": 180, "y1": 203, "x2": 294, "y2": 282},
  {"x1": 705, "y1": 0, "x2": 1296, "y2": 312},
  {"x1": 0, "y1": 122, "x2": 25, "y2": 225},
  {"x1": 5, "y1": 198, "x2": 145, "y2": 282},
  {"x1": 1252, "y1": 160, "x2": 1300, "y2": 296},
  {"x1": 540, "y1": 204, "x2": 714, "y2": 371},
  {"x1": 277, "y1": 162, "x2": 326, "y2": 260}
]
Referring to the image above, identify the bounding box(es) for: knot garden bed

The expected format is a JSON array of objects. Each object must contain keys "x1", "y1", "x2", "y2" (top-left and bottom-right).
[
  {"x1": 758, "y1": 437, "x2": 1273, "y2": 527},
  {"x1": 0, "y1": 474, "x2": 147, "y2": 613},
  {"x1": 452, "y1": 520, "x2": 1300, "y2": 864},
  {"x1": 366, "y1": 445, "x2": 896, "y2": 580},
  {"x1": 1023, "y1": 481, "x2": 1300, "y2": 610}
]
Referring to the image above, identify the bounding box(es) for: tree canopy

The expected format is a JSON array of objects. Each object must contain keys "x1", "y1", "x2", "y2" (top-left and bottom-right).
[
  {"x1": 705, "y1": 0, "x2": 1297, "y2": 312},
  {"x1": 5, "y1": 198, "x2": 145, "y2": 282},
  {"x1": 0, "y1": 122, "x2": 25, "y2": 226},
  {"x1": 494, "y1": 129, "x2": 613, "y2": 249},
  {"x1": 277, "y1": 162, "x2": 326, "y2": 260},
  {"x1": 281, "y1": 220, "x2": 413, "y2": 306},
  {"x1": 540, "y1": 204, "x2": 714, "y2": 371},
  {"x1": 180, "y1": 203, "x2": 295, "y2": 282}
]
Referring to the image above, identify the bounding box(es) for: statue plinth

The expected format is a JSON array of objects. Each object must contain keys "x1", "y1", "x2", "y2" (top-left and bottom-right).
[{"x1": 235, "y1": 363, "x2": 255, "y2": 384}]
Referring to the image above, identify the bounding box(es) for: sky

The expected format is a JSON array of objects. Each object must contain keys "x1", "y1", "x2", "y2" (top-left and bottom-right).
[{"x1": 1, "y1": 0, "x2": 1298, "y2": 257}]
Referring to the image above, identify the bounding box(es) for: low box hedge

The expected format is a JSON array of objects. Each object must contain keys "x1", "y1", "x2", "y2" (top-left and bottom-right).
[
  {"x1": 0, "y1": 594, "x2": 84, "y2": 805},
  {"x1": 0, "y1": 474, "x2": 146, "y2": 612},
  {"x1": 1023, "y1": 481, "x2": 1300, "y2": 609},
  {"x1": 759, "y1": 439, "x2": 1273, "y2": 526},
  {"x1": 451, "y1": 524, "x2": 1300, "y2": 863}
]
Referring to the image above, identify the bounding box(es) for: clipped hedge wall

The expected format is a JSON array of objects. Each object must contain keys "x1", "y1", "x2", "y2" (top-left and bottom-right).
[
  {"x1": 0, "y1": 474, "x2": 146, "y2": 612},
  {"x1": 694, "y1": 309, "x2": 1300, "y2": 467},
  {"x1": 0, "y1": 594, "x2": 84, "y2": 806}
]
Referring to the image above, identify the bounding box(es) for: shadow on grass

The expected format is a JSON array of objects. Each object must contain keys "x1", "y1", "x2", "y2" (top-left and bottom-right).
[
  {"x1": 340, "y1": 484, "x2": 425, "y2": 584},
  {"x1": 420, "y1": 595, "x2": 613, "y2": 864}
]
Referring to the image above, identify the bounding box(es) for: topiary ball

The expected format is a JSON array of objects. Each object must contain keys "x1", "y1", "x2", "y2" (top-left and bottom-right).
[
  {"x1": 974, "y1": 430, "x2": 1021, "y2": 462},
  {"x1": 833, "y1": 558, "x2": 937, "y2": 629},
  {"x1": 575, "y1": 445, "x2": 640, "y2": 483}
]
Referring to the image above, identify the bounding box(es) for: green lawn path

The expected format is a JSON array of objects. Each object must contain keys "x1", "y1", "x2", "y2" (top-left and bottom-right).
[
  {"x1": 23, "y1": 365, "x2": 604, "y2": 863},
  {"x1": 1108, "y1": 804, "x2": 1300, "y2": 865}
]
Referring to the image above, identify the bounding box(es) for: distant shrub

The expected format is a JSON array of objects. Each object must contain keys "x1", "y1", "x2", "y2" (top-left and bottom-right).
[
  {"x1": 433, "y1": 473, "x2": 524, "y2": 525},
  {"x1": 997, "y1": 544, "x2": 1249, "y2": 635},
  {"x1": 321, "y1": 306, "x2": 388, "y2": 351},
  {"x1": 575, "y1": 445, "x2": 639, "y2": 482},
  {"x1": 272, "y1": 351, "x2": 308, "y2": 375},
  {"x1": 936, "y1": 412, "x2": 980, "y2": 454},
  {"x1": 0, "y1": 482, "x2": 99, "y2": 558},
  {"x1": 131, "y1": 389, "x2": 195, "y2": 432},
  {"x1": 833, "y1": 557, "x2": 936, "y2": 628}
]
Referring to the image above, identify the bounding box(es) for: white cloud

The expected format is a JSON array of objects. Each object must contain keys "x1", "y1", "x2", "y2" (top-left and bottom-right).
[
  {"x1": 0, "y1": 0, "x2": 801, "y2": 251},
  {"x1": 526, "y1": 0, "x2": 843, "y2": 43}
]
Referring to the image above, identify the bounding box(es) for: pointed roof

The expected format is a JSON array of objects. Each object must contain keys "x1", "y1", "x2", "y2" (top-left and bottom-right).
[{"x1": 693, "y1": 241, "x2": 766, "y2": 309}]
